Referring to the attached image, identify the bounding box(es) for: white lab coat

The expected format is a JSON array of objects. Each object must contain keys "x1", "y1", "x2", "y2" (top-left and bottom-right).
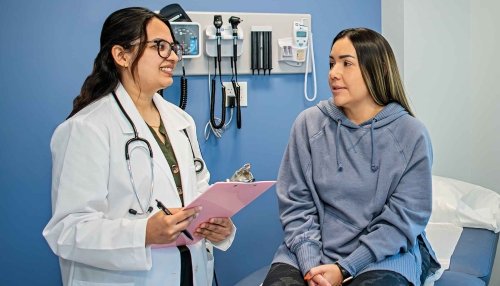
[{"x1": 43, "y1": 84, "x2": 235, "y2": 286}]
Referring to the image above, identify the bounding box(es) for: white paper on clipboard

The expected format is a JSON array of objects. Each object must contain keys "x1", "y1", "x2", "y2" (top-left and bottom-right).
[{"x1": 152, "y1": 180, "x2": 276, "y2": 247}]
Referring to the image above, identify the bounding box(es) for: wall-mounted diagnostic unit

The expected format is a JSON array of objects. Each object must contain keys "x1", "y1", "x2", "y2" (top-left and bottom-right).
[
  {"x1": 158, "y1": 9, "x2": 317, "y2": 138},
  {"x1": 172, "y1": 12, "x2": 312, "y2": 76},
  {"x1": 205, "y1": 21, "x2": 244, "y2": 58},
  {"x1": 293, "y1": 21, "x2": 308, "y2": 48},
  {"x1": 170, "y1": 22, "x2": 201, "y2": 58},
  {"x1": 278, "y1": 20, "x2": 309, "y2": 66}
]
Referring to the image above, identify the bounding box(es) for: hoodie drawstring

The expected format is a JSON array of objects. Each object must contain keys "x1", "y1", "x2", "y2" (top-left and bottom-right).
[
  {"x1": 370, "y1": 118, "x2": 379, "y2": 172},
  {"x1": 336, "y1": 120, "x2": 343, "y2": 171}
]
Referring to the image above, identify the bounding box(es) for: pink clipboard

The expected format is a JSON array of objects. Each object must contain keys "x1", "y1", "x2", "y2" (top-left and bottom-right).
[{"x1": 152, "y1": 180, "x2": 276, "y2": 247}]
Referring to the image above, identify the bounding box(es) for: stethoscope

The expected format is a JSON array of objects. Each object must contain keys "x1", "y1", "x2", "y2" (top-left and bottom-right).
[{"x1": 112, "y1": 91, "x2": 204, "y2": 216}]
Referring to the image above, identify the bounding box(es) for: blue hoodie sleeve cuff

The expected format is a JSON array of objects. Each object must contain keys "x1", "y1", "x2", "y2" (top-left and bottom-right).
[
  {"x1": 294, "y1": 241, "x2": 322, "y2": 275},
  {"x1": 337, "y1": 244, "x2": 376, "y2": 276}
]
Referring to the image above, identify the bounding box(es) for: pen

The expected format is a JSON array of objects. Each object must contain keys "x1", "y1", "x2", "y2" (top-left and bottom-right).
[{"x1": 155, "y1": 199, "x2": 194, "y2": 240}]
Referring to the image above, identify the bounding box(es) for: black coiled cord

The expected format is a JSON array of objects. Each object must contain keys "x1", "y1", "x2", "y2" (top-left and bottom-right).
[{"x1": 179, "y1": 67, "x2": 188, "y2": 110}]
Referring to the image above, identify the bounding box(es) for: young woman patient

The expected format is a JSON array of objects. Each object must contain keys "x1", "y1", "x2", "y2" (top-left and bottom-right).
[{"x1": 263, "y1": 28, "x2": 440, "y2": 286}]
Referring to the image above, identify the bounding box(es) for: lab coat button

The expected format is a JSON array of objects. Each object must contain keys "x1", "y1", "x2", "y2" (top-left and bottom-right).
[{"x1": 172, "y1": 164, "x2": 179, "y2": 174}]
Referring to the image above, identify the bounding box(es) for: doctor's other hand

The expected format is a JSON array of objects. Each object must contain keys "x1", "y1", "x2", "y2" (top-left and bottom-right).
[
  {"x1": 145, "y1": 207, "x2": 200, "y2": 245},
  {"x1": 195, "y1": 217, "x2": 233, "y2": 243}
]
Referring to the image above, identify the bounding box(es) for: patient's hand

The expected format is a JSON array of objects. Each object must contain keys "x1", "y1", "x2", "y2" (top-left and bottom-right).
[
  {"x1": 305, "y1": 264, "x2": 343, "y2": 286},
  {"x1": 194, "y1": 217, "x2": 233, "y2": 243}
]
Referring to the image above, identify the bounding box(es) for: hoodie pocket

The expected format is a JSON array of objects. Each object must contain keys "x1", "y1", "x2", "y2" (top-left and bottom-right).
[{"x1": 322, "y1": 207, "x2": 365, "y2": 255}]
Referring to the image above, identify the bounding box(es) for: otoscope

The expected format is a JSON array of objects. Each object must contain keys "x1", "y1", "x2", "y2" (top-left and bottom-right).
[
  {"x1": 209, "y1": 15, "x2": 226, "y2": 129},
  {"x1": 228, "y1": 16, "x2": 242, "y2": 128}
]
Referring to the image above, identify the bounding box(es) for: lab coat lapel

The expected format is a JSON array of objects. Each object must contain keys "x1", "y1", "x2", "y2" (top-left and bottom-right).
[
  {"x1": 153, "y1": 95, "x2": 195, "y2": 204},
  {"x1": 113, "y1": 84, "x2": 177, "y2": 194}
]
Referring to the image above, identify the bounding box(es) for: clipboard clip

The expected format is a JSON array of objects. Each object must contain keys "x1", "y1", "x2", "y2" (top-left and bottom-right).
[{"x1": 228, "y1": 163, "x2": 255, "y2": 182}]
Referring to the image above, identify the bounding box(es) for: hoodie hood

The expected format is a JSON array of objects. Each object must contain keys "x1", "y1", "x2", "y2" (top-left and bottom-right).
[
  {"x1": 317, "y1": 99, "x2": 408, "y2": 129},
  {"x1": 317, "y1": 99, "x2": 408, "y2": 172}
]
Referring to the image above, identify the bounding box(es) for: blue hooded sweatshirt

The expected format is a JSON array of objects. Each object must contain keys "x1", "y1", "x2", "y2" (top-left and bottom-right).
[{"x1": 271, "y1": 100, "x2": 438, "y2": 285}]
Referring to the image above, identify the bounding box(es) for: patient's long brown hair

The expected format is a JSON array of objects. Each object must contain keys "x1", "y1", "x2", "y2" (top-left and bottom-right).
[{"x1": 332, "y1": 28, "x2": 414, "y2": 116}]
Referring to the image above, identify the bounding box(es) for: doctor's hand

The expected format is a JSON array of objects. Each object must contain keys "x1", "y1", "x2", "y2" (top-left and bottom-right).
[
  {"x1": 145, "y1": 207, "x2": 200, "y2": 245},
  {"x1": 194, "y1": 217, "x2": 233, "y2": 243}
]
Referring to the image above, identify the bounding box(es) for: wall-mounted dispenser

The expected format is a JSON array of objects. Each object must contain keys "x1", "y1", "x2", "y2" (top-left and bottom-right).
[{"x1": 251, "y1": 26, "x2": 273, "y2": 75}]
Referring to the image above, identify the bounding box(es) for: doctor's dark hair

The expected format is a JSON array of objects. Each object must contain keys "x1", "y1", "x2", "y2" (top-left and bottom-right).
[
  {"x1": 331, "y1": 28, "x2": 414, "y2": 116},
  {"x1": 68, "y1": 7, "x2": 175, "y2": 118}
]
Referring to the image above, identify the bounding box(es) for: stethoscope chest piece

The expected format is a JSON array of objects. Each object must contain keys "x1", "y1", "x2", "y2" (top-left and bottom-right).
[{"x1": 194, "y1": 158, "x2": 204, "y2": 173}]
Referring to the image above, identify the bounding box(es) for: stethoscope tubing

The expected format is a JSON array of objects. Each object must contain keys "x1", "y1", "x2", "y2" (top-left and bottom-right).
[
  {"x1": 113, "y1": 91, "x2": 155, "y2": 215},
  {"x1": 111, "y1": 90, "x2": 204, "y2": 215},
  {"x1": 127, "y1": 144, "x2": 155, "y2": 215}
]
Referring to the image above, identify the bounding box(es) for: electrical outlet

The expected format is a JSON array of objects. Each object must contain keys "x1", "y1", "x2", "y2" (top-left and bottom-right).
[{"x1": 223, "y1": 81, "x2": 247, "y2": 107}]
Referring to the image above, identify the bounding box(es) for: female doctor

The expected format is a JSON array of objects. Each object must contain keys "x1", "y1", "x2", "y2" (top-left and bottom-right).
[{"x1": 43, "y1": 7, "x2": 235, "y2": 286}]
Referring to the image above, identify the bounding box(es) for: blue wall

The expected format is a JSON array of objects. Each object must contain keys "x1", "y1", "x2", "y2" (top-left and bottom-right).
[{"x1": 0, "y1": 1, "x2": 380, "y2": 284}]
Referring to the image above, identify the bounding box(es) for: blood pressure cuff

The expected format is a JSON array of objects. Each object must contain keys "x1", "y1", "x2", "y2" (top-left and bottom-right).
[{"x1": 160, "y1": 3, "x2": 191, "y2": 22}]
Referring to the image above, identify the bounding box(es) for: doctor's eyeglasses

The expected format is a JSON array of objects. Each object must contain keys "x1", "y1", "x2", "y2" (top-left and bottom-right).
[{"x1": 146, "y1": 39, "x2": 183, "y2": 61}]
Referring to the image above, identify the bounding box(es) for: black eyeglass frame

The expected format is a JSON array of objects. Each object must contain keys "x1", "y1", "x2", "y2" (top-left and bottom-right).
[{"x1": 145, "y1": 39, "x2": 183, "y2": 61}]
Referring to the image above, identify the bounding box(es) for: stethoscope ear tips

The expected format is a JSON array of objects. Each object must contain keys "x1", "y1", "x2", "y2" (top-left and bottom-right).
[{"x1": 147, "y1": 206, "x2": 153, "y2": 213}]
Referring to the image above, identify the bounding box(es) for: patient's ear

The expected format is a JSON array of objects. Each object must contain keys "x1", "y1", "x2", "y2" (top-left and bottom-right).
[{"x1": 111, "y1": 45, "x2": 131, "y2": 68}]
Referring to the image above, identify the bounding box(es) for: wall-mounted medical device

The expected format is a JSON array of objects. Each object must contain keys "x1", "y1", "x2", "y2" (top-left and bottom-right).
[
  {"x1": 293, "y1": 21, "x2": 308, "y2": 48},
  {"x1": 251, "y1": 26, "x2": 273, "y2": 75},
  {"x1": 205, "y1": 21, "x2": 244, "y2": 58},
  {"x1": 276, "y1": 19, "x2": 317, "y2": 101},
  {"x1": 170, "y1": 22, "x2": 201, "y2": 58},
  {"x1": 206, "y1": 15, "x2": 245, "y2": 131},
  {"x1": 159, "y1": 11, "x2": 316, "y2": 140},
  {"x1": 159, "y1": 3, "x2": 199, "y2": 110},
  {"x1": 160, "y1": 4, "x2": 202, "y2": 59},
  {"x1": 278, "y1": 20, "x2": 309, "y2": 66},
  {"x1": 171, "y1": 12, "x2": 312, "y2": 76}
]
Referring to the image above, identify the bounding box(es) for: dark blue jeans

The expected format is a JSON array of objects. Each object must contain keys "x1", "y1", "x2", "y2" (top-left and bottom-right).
[
  {"x1": 262, "y1": 263, "x2": 410, "y2": 286},
  {"x1": 263, "y1": 235, "x2": 436, "y2": 286}
]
